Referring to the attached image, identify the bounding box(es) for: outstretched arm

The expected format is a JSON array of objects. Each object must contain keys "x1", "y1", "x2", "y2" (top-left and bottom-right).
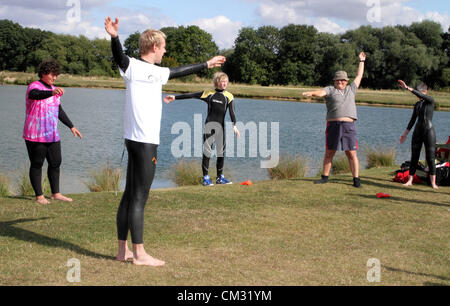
[
  {"x1": 398, "y1": 79, "x2": 434, "y2": 104},
  {"x1": 302, "y1": 89, "x2": 327, "y2": 98},
  {"x1": 168, "y1": 56, "x2": 226, "y2": 79},
  {"x1": 353, "y1": 52, "x2": 366, "y2": 88},
  {"x1": 164, "y1": 92, "x2": 204, "y2": 104}
]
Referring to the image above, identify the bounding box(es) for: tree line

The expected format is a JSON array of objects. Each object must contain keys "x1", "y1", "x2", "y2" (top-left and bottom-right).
[{"x1": 0, "y1": 19, "x2": 448, "y2": 89}]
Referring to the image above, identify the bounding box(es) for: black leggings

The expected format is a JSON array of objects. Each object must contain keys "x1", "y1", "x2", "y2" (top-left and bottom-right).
[
  {"x1": 409, "y1": 127, "x2": 436, "y2": 176},
  {"x1": 25, "y1": 140, "x2": 62, "y2": 196},
  {"x1": 117, "y1": 139, "x2": 158, "y2": 244},
  {"x1": 202, "y1": 128, "x2": 225, "y2": 177}
]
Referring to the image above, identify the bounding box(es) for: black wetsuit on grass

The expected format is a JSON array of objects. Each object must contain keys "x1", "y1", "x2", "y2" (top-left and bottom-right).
[
  {"x1": 173, "y1": 89, "x2": 236, "y2": 176},
  {"x1": 111, "y1": 36, "x2": 213, "y2": 244},
  {"x1": 406, "y1": 90, "x2": 436, "y2": 176}
]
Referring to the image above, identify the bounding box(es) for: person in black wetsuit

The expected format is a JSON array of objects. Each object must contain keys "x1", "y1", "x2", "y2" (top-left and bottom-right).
[
  {"x1": 23, "y1": 59, "x2": 82, "y2": 205},
  {"x1": 105, "y1": 16, "x2": 226, "y2": 266},
  {"x1": 164, "y1": 72, "x2": 240, "y2": 186},
  {"x1": 398, "y1": 80, "x2": 438, "y2": 189}
]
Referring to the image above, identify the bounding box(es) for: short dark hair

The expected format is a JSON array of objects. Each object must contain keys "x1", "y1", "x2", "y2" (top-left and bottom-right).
[
  {"x1": 37, "y1": 59, "x2": 61, "y2": 78},
  {"x1": 416, "y1": 82, "x2": 428, "y2": 92}
]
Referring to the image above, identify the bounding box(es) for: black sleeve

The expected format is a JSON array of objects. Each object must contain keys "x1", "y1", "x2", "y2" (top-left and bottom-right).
[
  {"x1": 58, "y1": 105, "x2": 74, "y2": 129},
  {"x1": 111, "y1": 36, "x2": 130, "y2": 72},
  {"x1": 406, "y1": 103, "x2": 418, "y2": 131},
  {"x1": 228, "y1": 100, "x2": 237, "y2": 125},
  {"x1": 28, "y1": 89, "x2": 53, "y2": 100},
  {"x1": 411, "y1": 89, "x2": 434, "y2": 105},
  {"x1": 174, "y1": 91, "x2": 204, "y2": 101},
  {"x1": 169, "y1": 63, "x2": 208, "y2": 79}
]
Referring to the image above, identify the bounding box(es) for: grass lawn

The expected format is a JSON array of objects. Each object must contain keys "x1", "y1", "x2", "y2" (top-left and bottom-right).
[{"x1": 0, "y1": 167, "x2": 449, "y2": 286}]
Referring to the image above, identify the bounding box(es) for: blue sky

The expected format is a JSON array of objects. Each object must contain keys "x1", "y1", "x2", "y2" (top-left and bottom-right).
[{"x1": 1, "y1": 0, "x2": 449, "y2": 49}]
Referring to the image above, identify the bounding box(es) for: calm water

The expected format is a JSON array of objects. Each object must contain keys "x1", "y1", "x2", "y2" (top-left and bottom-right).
[{"x1": 1, "y1": 85, "x2": 449, "y2": 194}]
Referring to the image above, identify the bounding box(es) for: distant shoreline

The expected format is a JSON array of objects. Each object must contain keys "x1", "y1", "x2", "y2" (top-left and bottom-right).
[{"x1": 2, "y1": 71, "x2": 449, "y2": 111}]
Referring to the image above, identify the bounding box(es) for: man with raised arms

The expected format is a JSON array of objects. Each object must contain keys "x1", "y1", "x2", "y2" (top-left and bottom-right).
[
  {"x1": 105, "y1": 16, "x2": 225, "y2": 266},
  {"x1": 303, "y1": 52, "x2": 366, "y2": 188}
]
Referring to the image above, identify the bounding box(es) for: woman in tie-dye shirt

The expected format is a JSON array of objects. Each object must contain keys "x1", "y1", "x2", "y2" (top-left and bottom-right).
[{"x1": 23, "y1": 59, "x2": 82, "y2": 205}]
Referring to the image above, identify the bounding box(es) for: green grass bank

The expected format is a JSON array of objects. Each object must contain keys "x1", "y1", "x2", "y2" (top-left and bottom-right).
[
  {"x1": 2, "y1": 71, "x2": 450, "y2": 111},
  {"x1": 1, "y1": 167, "x2": 449, "y2": 286}
]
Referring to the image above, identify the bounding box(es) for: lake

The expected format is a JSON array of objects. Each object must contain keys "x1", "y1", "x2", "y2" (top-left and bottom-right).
[{"x1": 1, "y1": 84, "x2": 449, "y2": 194}]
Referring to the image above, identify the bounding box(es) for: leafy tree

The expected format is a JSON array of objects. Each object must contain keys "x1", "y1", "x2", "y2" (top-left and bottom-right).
[
  {"x1": 226, "y1": 27, "x2": 280, "y2": 85},
  {"x1": 277, "y1": 24, "x2": 318, "y2": 85},
  {"x1": 124, "y1": 31, "x2": 140, "y2": 58},
  {"x1": 161, "y1": 25, "x2": 219, "y2": 77}
]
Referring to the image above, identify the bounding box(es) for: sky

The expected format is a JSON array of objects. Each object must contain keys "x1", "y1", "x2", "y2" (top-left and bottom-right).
[{"x1": 1, "y1": 0, "x2": 449, "y2": 50}]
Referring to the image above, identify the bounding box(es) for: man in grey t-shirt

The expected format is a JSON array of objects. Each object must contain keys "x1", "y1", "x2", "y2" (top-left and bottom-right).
[{"x1": 303, "y1": 52, "x2": 366, "y2": 187}]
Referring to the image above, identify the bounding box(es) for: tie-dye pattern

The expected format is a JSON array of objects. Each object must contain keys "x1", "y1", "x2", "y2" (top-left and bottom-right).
[{"x1": 23, "y1": 81, "x2": 61, "y2": 142}]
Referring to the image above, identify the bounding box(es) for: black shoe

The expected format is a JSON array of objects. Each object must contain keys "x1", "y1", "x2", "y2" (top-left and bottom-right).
[
  {"x1": 353, "y1": 177, "x2": 362, "y2": 188},
  {"x1": 314, "y1": 175, "x2": 329, "y2": 184}
]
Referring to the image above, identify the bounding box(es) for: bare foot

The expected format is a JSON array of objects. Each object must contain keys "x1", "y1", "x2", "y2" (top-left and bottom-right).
[
  {"x1": 133, "y1": 254, "x2": 165, "y2": 266},
  {"x1": 431, "y1": 184, "x2": 439, "y2": 190},
  {"x1": 402, "y1": 181, "x2": 413, "y2": 187},
  {"x1": 51, "y1": 193, "x2": 73, "y2": 202},
  {"x1": 36, "y1": 196, "x2": 50, "y2": 205}
]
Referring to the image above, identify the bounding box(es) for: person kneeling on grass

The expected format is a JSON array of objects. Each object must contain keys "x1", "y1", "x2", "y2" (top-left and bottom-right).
[{"x1": 164, "y1": 72, "x2": 240, "y2": 186}]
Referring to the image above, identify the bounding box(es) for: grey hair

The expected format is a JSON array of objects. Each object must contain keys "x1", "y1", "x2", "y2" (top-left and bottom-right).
[{"x1": 416, "y1": 83, "x2": 428, "y2": 92}]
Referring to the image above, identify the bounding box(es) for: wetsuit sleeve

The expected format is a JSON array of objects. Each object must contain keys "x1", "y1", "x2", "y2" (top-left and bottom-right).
[
  {"x1": 28, "y1": 89, "x2": 53, "y2": 100},
  {"x1": 228, "y1": 100, "x2": 237, "y2": 125},
  {"x1": 411, "y1": 89, "x2": 434, "y2": 105},
  {"x1": 58, "y1": 105, "x2": 74, "y2": 129},
  {"x1": 111, "y1": 36, "x2": 130, "y2": 72},
  {"x1": 169, "y1": 63, "x2": 208, "y2": 79},
  {"x1": 406, "y1": 103, "x2": 418, "y2": 131},
  {"x1": 174, "y1": 91, "x2": 205, "y2": 101}
]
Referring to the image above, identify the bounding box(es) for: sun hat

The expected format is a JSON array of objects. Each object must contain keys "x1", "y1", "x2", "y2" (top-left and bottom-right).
[{"x1": 333, "y1": 71, "x2": 349, "y2": 81}]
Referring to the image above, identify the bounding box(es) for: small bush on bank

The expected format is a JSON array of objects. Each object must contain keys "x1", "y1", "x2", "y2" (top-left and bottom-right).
[
  {"x1": 364, "y1": 145, "x2": 396, "y2": 169},
  {"x1": 85, "y1": 161, "x2": 122, "y2": 192},
  {"x1": 267, "y1": 154, "x2": 309, "y2": 180}
]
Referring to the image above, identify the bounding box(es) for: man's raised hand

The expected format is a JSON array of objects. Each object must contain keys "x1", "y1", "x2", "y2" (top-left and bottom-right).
[{"x1": 105, "y1": 16, "x2": 119, "y2": 38}]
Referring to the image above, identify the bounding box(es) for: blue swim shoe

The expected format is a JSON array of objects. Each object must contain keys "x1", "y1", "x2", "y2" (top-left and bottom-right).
[
  {"x1": 216, "y1": 174, "x2": 232, "y2": 185},
  {"x1": 202, "y1": 175, "x2": 214, "y2": 187}
]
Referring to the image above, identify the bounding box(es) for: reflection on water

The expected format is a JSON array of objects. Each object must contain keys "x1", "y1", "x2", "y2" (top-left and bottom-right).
[{"x1": 1, "y1": 85, "x2": 449, "y2": 194}]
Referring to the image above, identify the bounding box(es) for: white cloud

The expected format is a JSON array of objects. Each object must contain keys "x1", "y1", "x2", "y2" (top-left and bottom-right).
[
  {"x1": 251, "y1": 0, "x2": 450, "y2": 34},
  {"x1": 190, "y1": 16, "x2": 243, "y2": 50},
  {"x1": 313, "y1": 18, "x2": 346, "y2": 34},
  {"x1": 0, "y1": 1, "x2": 177, "y2": 40}
]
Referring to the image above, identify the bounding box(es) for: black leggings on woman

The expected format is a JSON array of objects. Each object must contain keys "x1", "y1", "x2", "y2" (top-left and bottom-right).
[
  {"x1": 116, "y1": 139, "x2": 158, "y2": 244},
  {"x1": 409, "y1": 127, "x2": 436, "y2": 176},
  {"x1": 25, "y1": 140, "x2": 62, "y2": 196}
]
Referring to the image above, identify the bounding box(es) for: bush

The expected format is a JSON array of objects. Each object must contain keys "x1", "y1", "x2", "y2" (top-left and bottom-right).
[
  {"x1": 85, "y1": 161, "x2": 122, "y2": 192},
  {"x1": 17, "y1": 163, "x2": 51, "y2": 196},
  {"x1": 364, "y1": 145, "x2": 395, "y2": 169},
  {"x1": 267, "y1": 154, "x2": 309, "y2": 180},
  {"x1": 169, "y1": 159, "x2": 219, "y2": 186},
  {"x1": 331, "y1": 153, "x2": 351, "y2": 174},
  {"x1": 0, "y1": 174, "x2": 12, "y2": 197}
]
